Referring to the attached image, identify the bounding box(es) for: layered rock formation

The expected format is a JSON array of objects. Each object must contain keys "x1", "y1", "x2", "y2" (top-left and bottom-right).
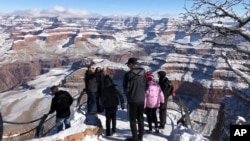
[{"x1": 0, "y1": 16, "x2": 249, "y2": 140}]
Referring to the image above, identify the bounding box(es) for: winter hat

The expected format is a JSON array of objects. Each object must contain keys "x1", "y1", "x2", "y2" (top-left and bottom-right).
[
  {"x1": 147, "y1": 75, "x2": 154, "y2": 81},
  {"x1": 146, "y1": 72, "x2": 154, "y2": 81},
  {"x1": 146, "y1": 71, "x2": 152, "y2": 77},
  {"x1": 157, "y1": 71, "x2": 166, "y2": 79}
]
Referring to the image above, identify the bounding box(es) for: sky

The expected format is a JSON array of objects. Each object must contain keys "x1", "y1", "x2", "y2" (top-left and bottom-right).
[
  {"x1": 0, "y1": 0, "x2": 187, "y2": 17},
  {"x1": 0, "y1": 0, "x2": 247, "y2": 19}
]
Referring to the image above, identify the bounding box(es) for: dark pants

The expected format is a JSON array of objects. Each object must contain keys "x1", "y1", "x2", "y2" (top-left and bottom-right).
[
  {"x1": 146, "y1": 108, "x2": 158, "y2": 131},
  {"x1": 159, "y1": 107, "x2": 167, "y2": 127},
  {"x1": 127, "y1": 102, "x2": 144, "y2": 140},
  {"x1": 87, "y1": 92, "x2": 97, "y2": 114},
  {"x1": 105, "y1": 107, "x2": 117, "y2": 135},
  {"x1": 96, "y1": 95, "x2": 103, "y2": 113}
]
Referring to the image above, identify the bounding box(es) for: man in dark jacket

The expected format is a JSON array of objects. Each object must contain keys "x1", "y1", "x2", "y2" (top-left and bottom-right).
[
  {"x1": 95, "y1": 67, "x2": 103, "y2": 113},
  {"x1": 123, "y1": 57, "x2": 148, "y2": 141},
  {"x1": 84, "y1": 65, "x2": 98, "y2": 114},
  {"x1": 157, "y1": 71, "x2": 173, "y2": 129},
  {"x1": 47, "y1": 86, "x2": 73, "y2": 133}
]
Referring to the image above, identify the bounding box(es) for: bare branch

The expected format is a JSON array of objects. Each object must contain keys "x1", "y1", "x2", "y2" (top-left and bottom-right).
[
  {"x1": 181, "y1": 0, "x2": 250, "y2": 85},
  {"x1": 222, "y1": 52, "x2": 250, "y2": 86}
]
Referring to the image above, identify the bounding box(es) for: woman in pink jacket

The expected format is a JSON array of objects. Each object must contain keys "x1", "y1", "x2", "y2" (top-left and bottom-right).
[{"x1": 144, "y1": 72, "x2": 164, "y2": 133}]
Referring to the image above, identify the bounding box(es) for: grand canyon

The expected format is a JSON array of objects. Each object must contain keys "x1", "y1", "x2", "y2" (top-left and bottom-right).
[{"x1": 0, "y1": 16, "x2": 249, "y2": 140}]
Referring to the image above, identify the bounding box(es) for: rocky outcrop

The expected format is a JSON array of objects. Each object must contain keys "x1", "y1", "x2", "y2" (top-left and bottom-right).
[
  {"x1": 0, "y1": 62, "x2": 40, "y2": 92},
  {"x1": 62, "y1": 127, "x2": 102, "y2": 141},
  {"x1": 172, "y1": 81, "x2": 235, "y2": 103},
  {"x1": 30, "y1": 114, "x2": 103, "y2": 141},
  {"x1": 0, "y1": 50, "x2": 149, "y2": 93},
  {"x1": 2, "y1": 116, "x2": 103, "y2": 141},
  {"x1": 0, "y1": 57, "x2": 90, "y2": 93}
]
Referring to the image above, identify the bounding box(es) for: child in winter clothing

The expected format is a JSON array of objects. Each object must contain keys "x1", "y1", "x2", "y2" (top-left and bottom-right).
[{"x1": 144, "y1": 72, "x2": 164, "y2": 133}]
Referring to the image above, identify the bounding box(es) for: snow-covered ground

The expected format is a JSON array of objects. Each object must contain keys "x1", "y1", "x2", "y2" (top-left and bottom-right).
[
  {"x1": 0, "y1": 65, "x2": 209, "y2": 141},
  {"x1": 30, "y1": 106, "x2": 209, "y2": 141}
]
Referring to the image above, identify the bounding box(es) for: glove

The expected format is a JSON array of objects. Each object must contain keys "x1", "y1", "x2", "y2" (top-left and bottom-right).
[
  {"x1": 43, "y1": 114, "x2": 49, "y2": 118},
  {"x1": 121, "y1": 103, "x2": 125, "y2": 110}
]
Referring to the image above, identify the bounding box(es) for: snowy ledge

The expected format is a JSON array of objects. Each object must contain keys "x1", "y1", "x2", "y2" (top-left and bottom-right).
[{"x1": 29, "y1": 114, "x2": 103, "y2": 141}]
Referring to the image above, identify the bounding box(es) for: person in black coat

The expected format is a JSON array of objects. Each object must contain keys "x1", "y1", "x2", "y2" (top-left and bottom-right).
[
  {"x1": 100, "y1": 67, "x2": 125, "y2": 136},
  {"x1": 123, "y1": 58, "x2": 148, "y2": 141},
  {"x1": 47, "y1": 86, "x2": 73, "y2": 133},
  {"x1": 157, "y1": 71, "x2": 173, "y2": 129},
  {"x1": 95, "y1": 67, "x2": 103, "y2": 113},
  {"x1": 84, "y1": 65, "x2": 98, "y2": 114}
]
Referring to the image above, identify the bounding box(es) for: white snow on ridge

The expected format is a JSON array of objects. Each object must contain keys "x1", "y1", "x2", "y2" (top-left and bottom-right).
[
  {"x1": 0, "y1": 33, "x2": 12, "y2": 55},
  {"x1": 28, "y1": 68, "x2": 73, "y2": 89},
  {"x1": 0, "y1": 67, "x2": 73, "y2": 121},
  {"x1": 28, "y1": 107, "x2": 209, "y2": 141}
]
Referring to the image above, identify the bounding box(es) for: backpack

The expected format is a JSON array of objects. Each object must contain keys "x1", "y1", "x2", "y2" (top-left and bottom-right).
[{"x1": 162, "y1": 79, "x2": 174, "y2": 98}]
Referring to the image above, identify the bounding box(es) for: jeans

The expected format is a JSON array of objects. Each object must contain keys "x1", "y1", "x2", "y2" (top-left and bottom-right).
[
  {"x1": 56, "y1": 116, "x2": 71, "y2": 133},
  {"x1": 87, "y1": 92, "x2": 97, "y2": 114}
]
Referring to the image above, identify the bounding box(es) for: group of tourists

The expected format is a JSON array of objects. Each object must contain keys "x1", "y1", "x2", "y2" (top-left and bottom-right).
[
  {"x1": 123, "y1": 57, "x2": 173, "y2": 141},
  {"x1": 85, "y1": 65, "x2": 125, "y2": 136},
  {"x1": 45, "y1": 57, "x2": 174, "y2": 141}
]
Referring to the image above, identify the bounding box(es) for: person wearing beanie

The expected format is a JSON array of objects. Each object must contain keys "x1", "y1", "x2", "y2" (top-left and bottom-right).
[
  {"x1": 146, "y1": 71, "x2": 152, "y2": 77},
  {"x1": 146, "y1": 71, "x2": 154, "y2": 81},
  {"x1": 123, "y1": 57, "x2": 148, "y2": 141},
  {"x1": 147, "y1": 75, "x2": 154, "y2": 82},
  {"x1": 144, "y1": 73, "x2": 164, "y2": 133},
  {"x1": 157, "y1": 70, "x2": 173, "y2": 129}
]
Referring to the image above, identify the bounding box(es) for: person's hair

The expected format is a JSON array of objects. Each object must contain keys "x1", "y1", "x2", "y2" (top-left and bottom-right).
[
  {"x1": 157, "y1": 71, "x2": 166, "y2": 78},
  {"x1": 95, "y1": 67, "x2": 101, "y2": 72},
  {"x1": 50, "y1": 86, "x2": 58, "y2": 92},
  {"x1": 126, "y1": 57, "x2": 138, "y2": 65},
  {"x1": 88, "y1": 64, "x2": 93, "y2": 70}
]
